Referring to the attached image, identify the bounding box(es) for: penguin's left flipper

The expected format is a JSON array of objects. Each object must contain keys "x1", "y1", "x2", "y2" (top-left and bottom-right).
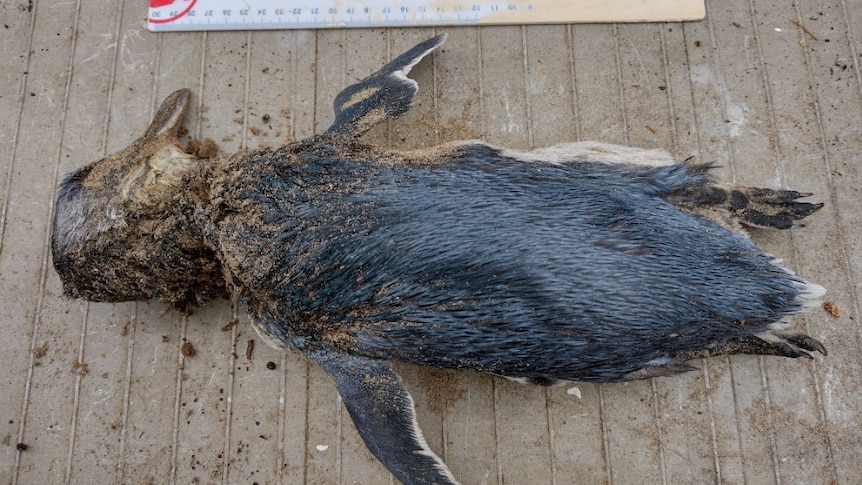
[
  {"x1": 324, "y1": 34, "x2": 446, "y2": 138},
  {"x1": 306, "y1": 348, "x2": 459, "y2": 485}
]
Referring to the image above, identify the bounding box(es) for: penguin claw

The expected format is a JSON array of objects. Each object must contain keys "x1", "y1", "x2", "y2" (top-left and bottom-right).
[{"x1": 777, "y1": 332, "x2": 828, "y2": 356}]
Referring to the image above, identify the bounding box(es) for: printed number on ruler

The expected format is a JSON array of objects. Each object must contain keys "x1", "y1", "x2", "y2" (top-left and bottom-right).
[{"x1": 148, "y1": 0, "x2": 536, "y2": 31}]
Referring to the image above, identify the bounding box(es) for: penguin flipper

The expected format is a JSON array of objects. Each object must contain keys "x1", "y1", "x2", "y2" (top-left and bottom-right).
[
  {"x1": 306, "y1": 349, "x2": 459, "y2": 485},
  {"x1": 324, "y1": 34, "x2": 446, "y2": 138}
]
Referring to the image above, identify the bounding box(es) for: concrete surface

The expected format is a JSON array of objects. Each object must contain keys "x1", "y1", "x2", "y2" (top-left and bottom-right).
[{"x1": 1, "y1": 1, "x2": 861, "y2": 484}]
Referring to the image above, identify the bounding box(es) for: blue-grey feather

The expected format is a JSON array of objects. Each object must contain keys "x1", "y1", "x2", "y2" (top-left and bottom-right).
[{"x1": 228, "y1": 144, "x2": 808, "y2": 382}]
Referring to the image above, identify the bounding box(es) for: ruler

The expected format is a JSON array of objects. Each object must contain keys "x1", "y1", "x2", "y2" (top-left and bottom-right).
[{"x1": 147, "y1": 1, "x2": 705, "y2": 32}]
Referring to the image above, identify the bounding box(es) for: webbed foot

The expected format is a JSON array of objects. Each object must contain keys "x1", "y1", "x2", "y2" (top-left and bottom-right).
[
  {"x1": 668, "y1": 184, "x2": 823, "y2": 230},
  {"x1": 674, "y1": 331, "x2": 827, "y2": 361}
]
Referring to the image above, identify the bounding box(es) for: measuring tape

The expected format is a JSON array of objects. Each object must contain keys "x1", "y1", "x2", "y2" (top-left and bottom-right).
[{"x1": 147, "y1": 1, "x2": 704, "y2": 31}]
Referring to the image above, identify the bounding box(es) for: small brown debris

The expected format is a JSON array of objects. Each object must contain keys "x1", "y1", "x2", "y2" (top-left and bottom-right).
[
  {"x1": 181, "y1": 341, "x2": 196, "y2": 358},
  {"x1": 731, "y1": 21, "x2": 742, "y2": 28},
  {"x1": 120, "y1": 321, "x2": 130, "y2": 336},
  {"x1": 823, "y1": 301, "x2": 840, "y2": 318},
  {"x1": 245, "y1": 339, "x2": 255, "y2": 361},
  {"x1": 71, "y1": 359, "x2": 89, "y2": 377},
  {"x1": 262, "y1": 114, "x2": 270, "y2": 123},
  {"x1": 249, "y1": 126, "x2": 260, "y2": 136},
  {"x1": 161, "y1": 335, "x2": 169, "y2": 343},
  {"x1": 16, "y1": 443, "x2": 28, "y2": 452},
  {"x1": 645, "y1": 125, "x2": 658, "y2": 134},
  {"x1": 221, "y1": 318, "x2": 239, "y2": 332},
  {"x1": 266, "y1": 361, "x2": 276, "y2": 370},
  {"x1": 791, "y1": 19, "x2": 819, "y2": 41},
  {"x1": 32, "y1": 342, "x2": 48, "y2": 359}
]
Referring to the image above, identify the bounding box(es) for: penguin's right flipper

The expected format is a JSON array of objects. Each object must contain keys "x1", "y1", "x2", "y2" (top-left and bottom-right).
[{"x1": 306, "y1": 348, "x2": 459, "y2": 485}]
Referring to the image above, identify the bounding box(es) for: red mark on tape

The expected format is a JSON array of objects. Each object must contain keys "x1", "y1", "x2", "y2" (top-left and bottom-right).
[{"x1": 148, "y1": 0, "x2": 198, "y2": 25}]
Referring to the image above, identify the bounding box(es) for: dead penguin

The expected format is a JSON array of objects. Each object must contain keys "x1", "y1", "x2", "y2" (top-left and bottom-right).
[{"x1": 52, "y1": 34, "x2": 826, "y2": 485}]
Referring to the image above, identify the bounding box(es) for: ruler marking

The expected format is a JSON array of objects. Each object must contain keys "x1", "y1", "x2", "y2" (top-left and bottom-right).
[{"x1": 148, "y1": 1, "x2": 705, "y2": 31}]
